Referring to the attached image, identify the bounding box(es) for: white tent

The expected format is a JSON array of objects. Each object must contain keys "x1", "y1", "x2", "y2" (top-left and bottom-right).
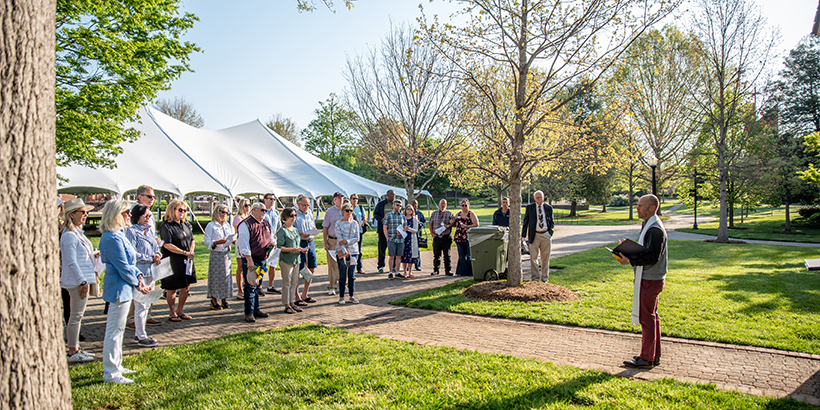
[{"x1": 57, "y1": 107, "x2": 429, "y2": 201}]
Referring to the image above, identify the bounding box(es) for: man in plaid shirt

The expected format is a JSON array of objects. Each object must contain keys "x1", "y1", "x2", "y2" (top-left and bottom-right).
[{"x1": 382, "y1": 199, "x2": 405, "y2": 279}]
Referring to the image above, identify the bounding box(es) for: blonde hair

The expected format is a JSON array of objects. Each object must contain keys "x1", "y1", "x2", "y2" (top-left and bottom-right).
[
  {"x1": 237, "y1": 198, "x2": 251, "y2": 217},
  {"x1": 100, "y1": 199, "x2": 130, "y2": 233},
  {"x1": 164, "y1": 199, "x2": 187, "y2": 222},
  {"x1": 211, "y1": 204, "x2": 228, "y2": 221},
  {"x1": 60, "y1": 209, "x2": 80, "y2": 233}
]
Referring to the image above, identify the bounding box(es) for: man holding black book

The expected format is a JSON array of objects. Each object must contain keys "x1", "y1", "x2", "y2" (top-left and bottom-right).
[{"x1": 616, "y1": 194, "x2": 667, "y2": 369}]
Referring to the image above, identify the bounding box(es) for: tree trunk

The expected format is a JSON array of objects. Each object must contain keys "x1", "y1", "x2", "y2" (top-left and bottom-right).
[
  {"x1": 716, "y1": 141, "x2": 729, "y2": 242},
  {"x1": 628, "y1": 164, "x2": 634, "y2": 220},
  {"x1": 727, "y1": 179, "x2": 734, "y2": 228},
  {"x1": 496, "y1": 185, "x2": 503, "y2": 208},
  {"x1": 1, "y1": 0, "x2": 72, "y2": 408},
  {"x1": 601, "y1": 203, "x2": 607, "y2": 213},
  {"x1": 784, "y1": 191, "x2": 792, "y2": 232},
  {"x1": 507, "y1": 174, "x2": 523, "y2": 287},
  {"x1": 403, "y1": 178, "x2": 415, "y2": 204},
  {"x1": 568, "y1": 199, "x2": 578, "y2": 217}
]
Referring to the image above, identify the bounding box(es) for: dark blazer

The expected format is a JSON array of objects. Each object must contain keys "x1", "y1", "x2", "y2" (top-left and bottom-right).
[{"x1": 521, "y1": 202, "x2": 554, "y2": 244}]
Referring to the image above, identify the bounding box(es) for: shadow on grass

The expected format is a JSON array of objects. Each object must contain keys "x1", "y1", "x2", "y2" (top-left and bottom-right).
[
  {"x1": 440, "y1": 373, "x2": 612, "y2": 409},
  {"x1": 710, "y1": 264, "x2": 820, "y2": 315}
]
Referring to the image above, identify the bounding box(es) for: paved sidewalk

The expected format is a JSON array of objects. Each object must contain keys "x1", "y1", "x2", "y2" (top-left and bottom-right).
[{"x1": 75, "y1": 229, "x2": 820, "y2": 405}]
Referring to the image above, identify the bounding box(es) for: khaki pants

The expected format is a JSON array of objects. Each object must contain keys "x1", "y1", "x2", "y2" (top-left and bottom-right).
[
  {"x1": 326, "y1": 237, "x2": 339, "y2": 290},
  {"x1": 280, "y1": 261, "x2": 299, "y2": 306},
  {"x1": 530, "y1": 231, "x2": 552, "y2": 282}
]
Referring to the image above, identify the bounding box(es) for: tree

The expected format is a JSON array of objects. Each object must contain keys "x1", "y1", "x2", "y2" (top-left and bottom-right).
[
  {"x1": 265, "y1": 113, "x2": 301, "y2": 147},
  {"x1": 296, "y1": 0, "x2": 353, "y2": 13},
  {"x1": 301, "y1": 93, "x2": 358, "y2": 163},
  {"x1": 56, "y1": 0, "x2": 199, "y2": 168},
  {"x1": 154, "y1": 96, "x2": 205, "y2": 128},
  {"x1": 2, "y1": 0, "x2": 72, "y2": 407},
  {"x1": 690, "y1": 0, "x2": 778, "y2": 242},
  {"x1": 419, "y1": 0, "x2": 676, "y2": 287},
  {"x1": 345, "y1": 24, "x2": 463, "y2": 200},
  {"x1": 778, "y1": 36, "x2": 820, "y2": 135},
  {"x1": 608, "y1": 25, "x2": 703, "y2": 194}
]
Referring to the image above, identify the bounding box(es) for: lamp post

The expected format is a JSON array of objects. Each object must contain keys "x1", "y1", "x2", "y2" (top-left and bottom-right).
[{"x1": 647, "y1": 155, "x2": 658, "y2": 197}]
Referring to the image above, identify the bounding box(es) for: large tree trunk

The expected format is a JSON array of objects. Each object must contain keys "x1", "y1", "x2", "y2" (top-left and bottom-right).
[
  {"x1": 784, "y1": 191, "x2": 792, "y2": 232},
  {"x1": 507, "y1": 173, "x2": 523, "y2": 287},
  {"x1": 717, "y1": 140, "x2": 729, "y2": 242},
  {"x1": 1, "y1": 0, "x2": 72, "y2": 408},
  {"x1": 568, "y1": 199, "x2": 578, "y2": 217},
  {"x1": 403, "y1": 179, "x2": 415, "y2": 203}
]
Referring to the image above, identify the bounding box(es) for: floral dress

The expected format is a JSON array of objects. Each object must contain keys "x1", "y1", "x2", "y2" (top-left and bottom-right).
[{"x1": 402, "y1": 216, "x2": 418, "y2": 264}]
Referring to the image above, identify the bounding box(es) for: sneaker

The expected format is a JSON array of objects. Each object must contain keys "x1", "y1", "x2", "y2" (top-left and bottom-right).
[
  {"x1": 267, "y1": 287, "x2": 282, "y2": 294},
  {"x1": 257, "y1": 289, "x2": 266, "y2": 297},
  {"x1": 349, "y1": 297, "x2": 360, "y2": 304},
  {"x1": 328, "y1": 289, "x2": 335, "y2": 296},
  {"x1": 136, "y1": 337, "x2": 158, "y2": 348},
  {"x1": 338, "y1": 298, "x2": 345, "y2": 305},
  {"x1": 396, "y1": 273, "x2": 406, "y2": 278},
  {"x1": 78, "y1": 349, "x2": 95, "y2": 358},
  {"x1": 236, "y1": 292, "x2": 245, "y2": 301},
  {"x1": 379, "y1": 268, "x2": 384, "y2": 274},
  {"x1": 120, "y1": 368, "x2": 136, "y2": 375},
  {"x1": 67, "y1": 351, "x2": 93, "y2": 363},
  {"x1": 415, "y1": 265, "x2": 421, "y2": 271},
  {"x1": 388, "y1": 273, "x2": 394, "y2": 280},
  {"x1": 104, "y1": 376, "x2": 133, "y2": 384}
]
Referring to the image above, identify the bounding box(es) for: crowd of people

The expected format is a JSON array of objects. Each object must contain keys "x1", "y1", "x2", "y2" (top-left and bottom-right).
[{"x1": 58, "y1": 183, "x2": 568, "y2": 384}]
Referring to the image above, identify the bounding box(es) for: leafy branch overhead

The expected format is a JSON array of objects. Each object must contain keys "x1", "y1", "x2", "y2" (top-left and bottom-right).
[{"x1": 56, "y1": 0, "x2": 200, "y2": 168}]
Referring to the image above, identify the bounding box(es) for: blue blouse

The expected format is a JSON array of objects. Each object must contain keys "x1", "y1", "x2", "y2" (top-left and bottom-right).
[{"x1": 99, "y1": 230, "x2": 142, "y2": 304}]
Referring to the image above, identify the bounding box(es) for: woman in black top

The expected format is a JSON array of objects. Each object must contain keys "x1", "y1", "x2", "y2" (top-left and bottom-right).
[{"x1": 160, "y1": 199, "x2": 196, "y2": 322}]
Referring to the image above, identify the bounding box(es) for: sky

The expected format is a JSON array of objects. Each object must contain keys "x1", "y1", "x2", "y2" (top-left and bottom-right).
[{"x1": 157, "y1": 0, "x2": 820, "y2": 131}]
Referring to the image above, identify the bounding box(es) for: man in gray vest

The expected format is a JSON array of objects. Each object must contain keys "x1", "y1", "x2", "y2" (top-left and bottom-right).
[{"x1": 617, "y1": 194, "x2": 667, "y2": 368}]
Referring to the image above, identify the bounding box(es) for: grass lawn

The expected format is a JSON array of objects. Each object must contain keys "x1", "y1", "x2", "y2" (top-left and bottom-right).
[
  {"x1": 68, "y1": 324, "x2": 811, "y2": 410},
  {"x1": 393, "y1": 241, "x2": 820, "y2": 355},
  {"x1": 677, "y1": 213, "x2": 820, "y2": 243}
]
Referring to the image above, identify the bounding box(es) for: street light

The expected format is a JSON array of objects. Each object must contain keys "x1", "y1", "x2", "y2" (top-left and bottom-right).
[{"x1": 647, "y1": 155, "x2": 658, "y2": 197}]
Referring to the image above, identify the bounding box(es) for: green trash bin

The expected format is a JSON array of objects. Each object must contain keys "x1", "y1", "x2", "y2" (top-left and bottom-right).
[{"x1": 468, "y1": 226, "x2": 508, "y2": 281}]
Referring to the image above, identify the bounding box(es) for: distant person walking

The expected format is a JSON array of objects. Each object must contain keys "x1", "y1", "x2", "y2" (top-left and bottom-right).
[
  {"x1": 522, "y1": 190, "x2": 554, "y2": 282},
  {"x1": 618, "y1": 194, "x2": 667, "y2": 369},
  {"x1": 454, "y1": 199, "x2": 479, "y2": 277},
  {"x1": 373, "y1": 190, "x2": 395, "y2": 273},
  {"x1": 429, "y1": 199, "x2": 455, "y2": 276}
]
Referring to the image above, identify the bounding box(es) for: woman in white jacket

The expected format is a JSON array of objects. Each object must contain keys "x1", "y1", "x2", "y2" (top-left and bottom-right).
[{"x1": 59, "y1": 198, "x2": 97, "y2": 363}]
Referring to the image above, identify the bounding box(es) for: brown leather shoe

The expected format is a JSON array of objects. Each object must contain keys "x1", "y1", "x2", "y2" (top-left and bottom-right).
[
  {"x1": 125, "y1": 322, "x2": 135, "y2": 329},
  {"x1": 244, "y1": 315, "x2": 256, "y2": 323},
  {"x1": 146, "y1": 318, "x2": 162, "y2": 325}
]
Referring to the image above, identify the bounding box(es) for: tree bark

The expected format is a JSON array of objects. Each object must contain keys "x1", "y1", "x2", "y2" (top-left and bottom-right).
[
  {"x1": 628, "y1": 164, "x2": 635, "y2": 220},
  {"x1": 1, "y1": 0, "x2": 72, "y2": 408},
  {"x1": 568, "y1": 199, "x2": 578, "y2": 217},
  {"x1": 784, "y1": 191, "x2": 792, "y2": 232}
]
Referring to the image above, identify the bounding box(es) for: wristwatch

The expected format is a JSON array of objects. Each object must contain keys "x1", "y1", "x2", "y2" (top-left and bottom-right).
[{"x1": 79, "y1": 281, "x2": 87, "y2": 286}]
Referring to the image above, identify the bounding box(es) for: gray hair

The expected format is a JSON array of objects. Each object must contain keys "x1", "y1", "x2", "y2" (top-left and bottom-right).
[
  {"x1": 136, "y1": 185, "x2": 153, "y2": 196},
  {"x1": 296, "y1": 194, "x2": 308, "y2": 205},
  {"x1": 251, "y1": 202, "x2": 266, "y2": 212},
  {"x1": 341, "y1": 203, "x2": 352, "y2": 212},
  {"x1": 533, "y1": 190, "x2": 544, "y2": 198}
]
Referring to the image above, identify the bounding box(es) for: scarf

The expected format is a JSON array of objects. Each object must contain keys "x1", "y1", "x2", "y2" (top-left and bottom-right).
[{"x1": 631, "y1": 214, "x2": 665, "y2": 324}]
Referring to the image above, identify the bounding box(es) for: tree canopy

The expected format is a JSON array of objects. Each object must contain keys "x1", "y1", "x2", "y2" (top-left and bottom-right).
[
  {"x1": 153, "y1": 96, "x2": 205, "y2": 128},
  {"x1": 56, "y1": 0, "x2": 200, "y2": 168}
]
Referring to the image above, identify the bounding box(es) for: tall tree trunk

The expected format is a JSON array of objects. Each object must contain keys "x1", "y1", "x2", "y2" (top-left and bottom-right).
[
  {"x1": 1, "y1": 0, "x2": 72, "y2": 408},
  {"x1": 628, "y1": 164, "x2": 634, "y2": 220},
  {"x1": 717, "y1": 141, "x2": 729, "y2": 242},
  {"x1": 403, "y1": 178, "x2": 415, "y2": 204},
  {"x1": 568, "y1": 199, "x2": 578, "y2": 217},
  {"x1": 784, "y1": 190, "x2": 792, "y2": 232},
  {"x1": 727, "y1": 179, "x2": 734, "y2": 228},
  {"x1": 507, "y1": 162, "x2": 523, "y2": 287},
  {"x1": 496, "y1": 185, "x2": 503, "y2": 208}
]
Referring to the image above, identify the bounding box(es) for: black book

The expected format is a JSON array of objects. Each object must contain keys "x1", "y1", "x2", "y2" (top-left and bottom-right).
[{"x1": 607, "y1": 239, "x2": 650, "y2": 260}]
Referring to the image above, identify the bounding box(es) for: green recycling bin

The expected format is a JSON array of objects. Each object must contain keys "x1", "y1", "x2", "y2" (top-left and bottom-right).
[{"x1": 468, "y1": 226, "x2": 508, "y2": 281}]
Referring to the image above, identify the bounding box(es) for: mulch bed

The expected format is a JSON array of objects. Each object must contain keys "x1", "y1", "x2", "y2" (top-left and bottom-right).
[{"x1": 462, "y1": 280, "x2": 581, "y2": 303}]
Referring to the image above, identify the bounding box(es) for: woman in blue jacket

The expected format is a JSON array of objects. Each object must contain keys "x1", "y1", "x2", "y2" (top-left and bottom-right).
[{"x1": 98, "y1": 200, "x2": 150, "y2": 385}]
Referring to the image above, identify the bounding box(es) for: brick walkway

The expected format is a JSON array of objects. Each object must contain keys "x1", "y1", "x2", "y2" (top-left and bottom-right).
[{"x1": 75, "y1": 230, "x2": 820, "y2": 405}]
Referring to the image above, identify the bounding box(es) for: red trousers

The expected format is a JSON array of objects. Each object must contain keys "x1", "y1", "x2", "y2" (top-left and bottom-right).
[{"x1": 639, "y1": 279, "x2": 665, "y2": 361}]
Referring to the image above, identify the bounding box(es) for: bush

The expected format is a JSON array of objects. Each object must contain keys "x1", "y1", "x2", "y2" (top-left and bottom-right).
[
  {"x1": 609, "y1": 194, "x2": 638, "y2": 207},
  {"x1": 809, "y1": 213, "x2": 820, "y2": 224},
  {"x1": 798, "y1": 206, "x2": 820, "y2": 218}
]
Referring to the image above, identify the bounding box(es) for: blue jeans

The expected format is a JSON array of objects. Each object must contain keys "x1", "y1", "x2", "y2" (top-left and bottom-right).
[
  {"x1": 241, "y1": 258, "x2": 264, "y2": 316},
  {"x1": 455, "y1": 241, "x2": 473, "y2": 277},
  {"x1": 356, "y1": 232, "x2": 363, "y2": 271},
  {"x1": 338, "y1": 257, "x2": 356, "y2": 297},
  {"x1": 299, "y1": 240, "x2": 317, "y2": 271}
]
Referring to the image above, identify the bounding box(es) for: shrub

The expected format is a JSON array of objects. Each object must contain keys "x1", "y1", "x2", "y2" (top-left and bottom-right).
[
  {"x1": 798, "y1": 206, "x2": 820, "y2": 218},
  {"x1": 609, "y1": 194, "x2": 638, "y2": 207}
]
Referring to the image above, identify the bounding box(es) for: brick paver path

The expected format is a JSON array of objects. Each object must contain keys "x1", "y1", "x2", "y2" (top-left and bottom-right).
[{"x1": 76, "y1": 225, "x2": 820, "y2": 405}]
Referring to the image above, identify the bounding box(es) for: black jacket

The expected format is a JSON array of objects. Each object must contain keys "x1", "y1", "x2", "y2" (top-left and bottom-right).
[{"x1": 521, "y1": 202, "x2": 554, "y2": 243}]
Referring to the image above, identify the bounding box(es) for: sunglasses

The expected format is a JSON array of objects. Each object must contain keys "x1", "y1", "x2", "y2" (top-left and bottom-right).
[
  {"x1": 176, "y1": 208, "x2": 187, "y2": 213},
  {"x1": 140, "y1": 194, "x2": 155, "y2": 199},
  {"x1": 350, "y1": 197, "x2": 358, "y2": 200},
  {"x1": 344, "y1": 209, "x2": 353, "y2": 213},
  {"x1": 219, "y1": 211, "x2": 228, "y2": 215},
  {"x1": 243, "y1": 204, "x2": 250, "y2": 207},
  {"x1": 461, "y1": 204, "x2": 468, "y2": 207},
  {"x1": 74, "y1": 210, "x2": 88, "y2": 215}
]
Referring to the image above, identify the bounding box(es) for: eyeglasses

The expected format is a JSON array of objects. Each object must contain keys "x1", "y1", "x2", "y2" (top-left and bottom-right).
[
  {"x1": 219, "y1": 211, "x2": 228, "y2": 215},
  {"x1": 75, "y1": 210, "x2": 88, "y2": 215},
  {"x1": 123, "y1": 210, "x2": 131, "y2": 215},
  {"x1": 257, "y1": 208, "x2": 267, "y2": 212},
  {"x1": 140, "y1": 194, "x2": 155, "y2": 199}
]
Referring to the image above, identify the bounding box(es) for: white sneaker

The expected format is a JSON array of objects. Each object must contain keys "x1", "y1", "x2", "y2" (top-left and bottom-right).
[
  {"x1": 78, "y1": 349, "x2": 95, "y2": 358},
  {"x1": 328, "y1": 289, "x2": 335, "y2": 296},
  {"x1": 120, "y1": 368, "x2": 136, "y2": 375},
  {"x1": 104, "y1": 375, "x2": 133, "y2": 385},
  {"x1": 349, "y1": 297, "x2": 360, "y2": 304},
  {"x1": 67, "y1": 351, "x2": 93, "y2": 363},
  {"x1": 338, "y1": 298, "x2": 345, "y2": 304}
]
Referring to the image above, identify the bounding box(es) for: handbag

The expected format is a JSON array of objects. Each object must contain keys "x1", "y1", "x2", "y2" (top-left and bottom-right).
[{"x1": 416, "y1": 217, "x2": 428, "y2": 248}]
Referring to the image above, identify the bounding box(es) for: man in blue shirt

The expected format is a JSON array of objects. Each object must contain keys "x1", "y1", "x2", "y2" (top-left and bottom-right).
[
  {"x1": 262, "y1": 193, "x2": 282, "y2": 295},
  {"x1": 492, "y1": 197, "x2": 510, "y2": 227},
  {"x1": 294, "y1": 194, "x2": 318, "y2": 304}
]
